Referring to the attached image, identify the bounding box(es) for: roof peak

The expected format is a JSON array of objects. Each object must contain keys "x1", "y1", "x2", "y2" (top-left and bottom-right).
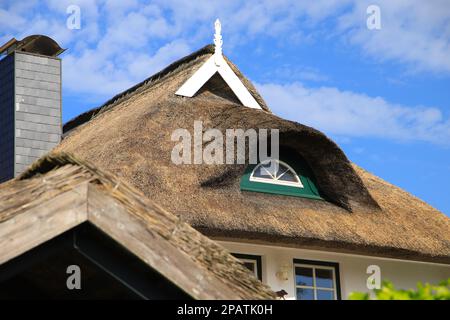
[
  {"x1": 63, "y1": 44, "x2": 215, "y2": 133},
  {"x1": 175, "y1": 19, "x2": 263, "y2": 109},
  {"x1": 64, "y1": 42, "x2": 269, "y2": 134}
]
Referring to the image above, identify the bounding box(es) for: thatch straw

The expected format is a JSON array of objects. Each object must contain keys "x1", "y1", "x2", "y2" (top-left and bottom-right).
[
  {"x1": 55, "y1": 44, "x2": 450, "y2": 264},
  {"x1": 64, "y1": 44, "x2": 269, "y2": 135}
]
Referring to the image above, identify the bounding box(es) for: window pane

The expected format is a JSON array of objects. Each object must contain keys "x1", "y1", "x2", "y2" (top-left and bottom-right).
[
  {"x1": 274, "y1": 163, "x2": 288, "y2": 178},
  {"x1": 262, "y1": 161, "x2": 277, "y2": 176},
  {"x1": 315, "y1": 268, "x2": 333, "y2": 288},
  {"x1": 295, "y1": 267, "x2": 313, "y2": 286},
  {"x1": 278, "y1": 170, "x2": 298, "y2": 182},
  {"x1": 316, "y1": 290, "x2": 334, "y2": 300},
  {"x1": 243, "y1": 262, "x2": 255, "y2": 273},
  {"x1": 252, "y1": 165, "x2": 272, "y2": 179},
  {"x1": 296, "y1": 288, "x2": 314, "y2": 300}
]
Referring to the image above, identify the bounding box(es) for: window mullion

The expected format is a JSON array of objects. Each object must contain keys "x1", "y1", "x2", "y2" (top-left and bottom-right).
[
  {"x1": 332, "y1": 269, "x2": 336, "y2": 300},
  {"x1": 276, "y1": 169, "x2": 289, "y2": 180},
  {"x1": 312, "y1": 267, "x2": 317, "y2": 300},
  {"x1": 261, "y1": 166, "x2": 274, "y2": 179}
]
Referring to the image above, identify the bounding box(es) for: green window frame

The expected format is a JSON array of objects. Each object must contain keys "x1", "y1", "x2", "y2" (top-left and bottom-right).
[{"x1": 240, "y1": 155, "x2": 322, "y2": 200}]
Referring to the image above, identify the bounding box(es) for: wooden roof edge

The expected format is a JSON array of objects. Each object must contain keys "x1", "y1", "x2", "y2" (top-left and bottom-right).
[
  {"x1": 9, "y1": 152, "x2": 276, "y2": 300},
  {"x1": 86, "y1": 184, "x2": 248, "y2": 299},
  {"x1": 0, "y1": 177, "x2": 275, "y2": 299},
  {"x1": 18, "y1": 152, "x2": 103, "y2": 181},
  {"x1": 0, "y1": 38, "x2": 17, "y2": 56},
  {"x1": 0, "y1": 182, "x2": 89, "y2": 265}
]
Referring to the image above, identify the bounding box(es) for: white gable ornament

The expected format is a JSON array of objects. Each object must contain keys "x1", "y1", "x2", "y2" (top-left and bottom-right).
[{"x1": 175, "y1": 19, "x2": 262, "y2": 110}]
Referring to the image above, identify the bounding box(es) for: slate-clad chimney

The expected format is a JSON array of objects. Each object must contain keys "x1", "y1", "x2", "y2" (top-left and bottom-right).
[{"x1": 0, "y1": 35, "x2": 64, "y2": 183}]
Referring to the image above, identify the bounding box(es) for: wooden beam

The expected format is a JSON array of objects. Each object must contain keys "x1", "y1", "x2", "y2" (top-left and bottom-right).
[
  {"x1": 86, "y1": 184, "x2": 240, "y2": 300},
  {"x1": 0, "y1": 183, "x2": 88, "y2": 265},
  {"x1": 0, "y1": 38, "x2": 17, "y2": 55}
]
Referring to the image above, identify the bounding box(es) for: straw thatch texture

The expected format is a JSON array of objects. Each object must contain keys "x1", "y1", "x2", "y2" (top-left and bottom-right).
[
  {"x1": 56, "y1": 45, "x2": 450, "y2": 264},
  {"x1": 0, "y1": 152, "x2": 277, "y2": 300},
  {"x1": 63, "y1": 45, "x2": 269, "y2": 135}
]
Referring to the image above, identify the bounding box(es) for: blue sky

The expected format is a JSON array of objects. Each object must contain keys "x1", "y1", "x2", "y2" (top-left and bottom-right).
[{"x1": 1, "y1": 0, "x2": 449, "y2": 215}]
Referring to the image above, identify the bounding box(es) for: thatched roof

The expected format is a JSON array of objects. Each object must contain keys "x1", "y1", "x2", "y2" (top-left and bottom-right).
[
  {"x1": 0, "y1": 152, "x2": 276, "y2": 300},
  {"x1": 63, "y1": 45, "x2": 269, "y2": 135},
  {"x1": 57, "y1": 45, "x2": 450, "y2": 264}
]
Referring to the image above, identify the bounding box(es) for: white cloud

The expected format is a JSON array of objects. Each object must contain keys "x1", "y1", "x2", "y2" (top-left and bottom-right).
[
  {"x1": 270, "y1": 65, "x2": 330, "y2": 83},
  {"x1": 257, "y1": 82, "x2": 450, "y2": 145},
  {"x1": 1, "y1": 0, "x2": 449, "y2": 135},
  {"x1": 338, "y1": 0, "x2": 450, "y2": 74},
  {"x1": 63, "y1": 39, "x2": 191, "y2": 97},
  {"x1": 0, "y1": 0, "x2": 189, "y2": 98},
  {"x1": 2, "y1": 0, "x2": 448, "y2": 98},
  {"x1": 126, "y1": 40, "x2": 191, "y2": 80},
  {"x1": 150, "y1": 0, "x2": 450, "y2": 74}
]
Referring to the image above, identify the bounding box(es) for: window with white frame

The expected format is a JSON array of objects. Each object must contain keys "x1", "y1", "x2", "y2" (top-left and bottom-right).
[
  {"x1": 250, "y1": 159, "x2": 303, "y2": 188},
  {"x1": 240, "y1": 155, "x2": 323, "y2": 200},
  {"x1": 232, "y1": 253, "x2": 262, "y2": 281},
  {"x1": 294, "y1": 259, "x2": 340, "y2": 300}
]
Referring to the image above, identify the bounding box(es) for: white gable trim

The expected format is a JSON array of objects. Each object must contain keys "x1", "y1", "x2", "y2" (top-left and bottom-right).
[
  {"x1": 175, "y1": 19, "x2": 262, "y2": 110},
  {"x1": 175, "y1": 56, "x2": 216, "y2": 98},
  {"x1": 175, "y1": 55, "x2": 262, "y2": 109}
]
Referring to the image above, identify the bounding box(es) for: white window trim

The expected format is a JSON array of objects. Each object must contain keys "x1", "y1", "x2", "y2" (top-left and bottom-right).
[
  {"x1": 249, "y1": 159, "x2": 304, "y2": 188},
  {"x1": 294, "y1": 263, "x2": 338, "y2": 300}
]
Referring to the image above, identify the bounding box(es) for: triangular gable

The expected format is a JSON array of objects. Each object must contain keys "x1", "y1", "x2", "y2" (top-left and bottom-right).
[
  {"x1": 0, "y1": 152, "x2": 276, "y2": 300},
  {"x1": 175, "y1": 20, "x2": 262, "y2": 110}
]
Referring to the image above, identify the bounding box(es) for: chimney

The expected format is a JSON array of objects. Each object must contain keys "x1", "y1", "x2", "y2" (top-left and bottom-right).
[{"x1": 0, "y1": 35, "x2": 64, "y2": 183}]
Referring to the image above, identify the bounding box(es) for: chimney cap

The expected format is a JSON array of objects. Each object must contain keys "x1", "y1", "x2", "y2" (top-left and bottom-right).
[{"x1": 0, "y1": 35, "x2": 65, "y2": 57}]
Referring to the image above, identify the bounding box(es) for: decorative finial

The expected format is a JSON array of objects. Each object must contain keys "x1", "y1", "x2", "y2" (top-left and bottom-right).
[{"x1": 214, "y1": 19, "x2": 223, "y2": 65}]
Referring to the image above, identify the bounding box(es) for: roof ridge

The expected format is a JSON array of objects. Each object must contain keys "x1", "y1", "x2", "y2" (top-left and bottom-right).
[
  {"x1": 17, "y1": 152, "x2": 116, "y2": 184},
  {"x1": 63, "y1": 44, "x2": 215, "y2": 134}
]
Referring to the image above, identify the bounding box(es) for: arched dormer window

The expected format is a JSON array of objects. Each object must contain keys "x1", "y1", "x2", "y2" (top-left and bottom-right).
[
  {"x1": 240, "y1": 156, "x2": 322, "y2": 200},
  {"x1": 250, "y1": 159, "x2": 303, "y2": 188}
]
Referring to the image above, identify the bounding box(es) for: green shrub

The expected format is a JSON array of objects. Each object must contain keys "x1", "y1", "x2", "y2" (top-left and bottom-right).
[{"x1": 348, "y1": 278, "x2": 450, "y2": 300}]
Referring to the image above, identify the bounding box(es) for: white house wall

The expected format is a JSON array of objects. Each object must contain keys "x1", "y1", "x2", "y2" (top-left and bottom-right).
[{"x1": 218, "y1": 240, "x2": 450, "y2": 300}]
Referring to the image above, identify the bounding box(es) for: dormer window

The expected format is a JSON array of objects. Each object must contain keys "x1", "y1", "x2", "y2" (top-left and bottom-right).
[
  {"x1": 240, "y1": 155, "x2": 322, "y2": 200},
  {"x1": 250, "y1": 160, "x2": 303, "y2": 188}
]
